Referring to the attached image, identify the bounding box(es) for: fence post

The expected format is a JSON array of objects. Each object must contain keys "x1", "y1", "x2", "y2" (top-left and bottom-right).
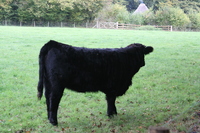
[
  {"x1": 5, "y1": 20, "x2": 7, "y2": 26},
  {"x1": 61, "y1": 22, "x2": 63, "y2": 27},
  {"x1": 170, "y1": 25, "x2": 173, "y2": 32},
  {"x1": 33, "y1": 21, "x2": 35, "y2": 27},
  {"x1": 97, "y1": 21, "x2": 99, "y2": 29}
]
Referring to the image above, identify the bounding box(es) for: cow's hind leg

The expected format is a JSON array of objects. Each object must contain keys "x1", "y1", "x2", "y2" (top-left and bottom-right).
[
  {"x1": 44, "y1": 80, "x2": 51, "y2": 120},
  {"x1": 48, "y1": 87, "x2": 64, "y2": 126},
  {"x1": 44, "y1": 79, "x2": 64, "y2": 126},
  {"x1": 106, "y1": 94, "x2": 117, "y2": 117}
]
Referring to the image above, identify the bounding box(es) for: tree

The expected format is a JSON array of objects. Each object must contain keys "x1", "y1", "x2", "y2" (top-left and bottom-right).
[
  {"x1": 17, "y1": 0, "x2": 36, "y2": 22},
  {"x1": 151, "y1": 0, "x2": 200, "y2": 13},
  {"x1": 0, "y1": 0, "x2": 103, "y2": 22},
  {"x1": 41, "y1": 0, "x2": 73, "y2": 22},
  {"x1": 178, "y1": 0, "x2": 200, "y2": 13},
  {"x1": 0, "y1": 0, "x2": 12, "y2": 20},
  {"x1": 71, "y1": 0, "x2": 104, "y2": 22},
  {"x1": 97, "y1": 3, "x2": 128, "y2": 22},
  {"x1": 9, "y1": 0, "x2": 20, "y2": 21},
  {"x1": 188, "y1": 13, "x2": 200, "y2": 29},
  {"x1": 125, "y1": 0, "x2": 138, "y2": 12}
]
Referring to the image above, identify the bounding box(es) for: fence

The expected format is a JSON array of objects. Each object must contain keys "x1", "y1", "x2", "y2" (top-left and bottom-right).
[
  {"x1": 93, "y1": 22, "x2": 119, "y2": 29},
  {"x1": 0, "y1": 20, "x2": 96, "y2": 28},
  {"x1": 0, "y1": 20, "x2": 173, "y2": 31},
  {"x1": 92, "y1": 21, "x2": 173, "y2": 31},
  {"x1": 118, "y1": 23, "x2": 173, "y2": 31}
]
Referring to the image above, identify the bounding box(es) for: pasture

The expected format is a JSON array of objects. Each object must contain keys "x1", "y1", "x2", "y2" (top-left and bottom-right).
[{"x1": 0, "y1": 26, "x2": 199, "y2": 132}]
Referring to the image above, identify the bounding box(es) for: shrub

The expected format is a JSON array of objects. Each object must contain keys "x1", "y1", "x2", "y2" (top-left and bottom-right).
[
  {"x1": 130, "y1": 14, "x2": 144, "y2": 25},
  {"x1": 115, "y1": 9, "x2": 130, "y2": 23},
  {"x1": 97, "y1": 4, "x2": 128, "y2": 22},
  {"x1": 155, "y1": 7, "x2": 190, "y2": 29},
  {"x1": 143, "y1": 10, "x2": 156, "y2": 25},
  {"x1": 188, "y1": 13, "x2": 200, "y2": 30}
]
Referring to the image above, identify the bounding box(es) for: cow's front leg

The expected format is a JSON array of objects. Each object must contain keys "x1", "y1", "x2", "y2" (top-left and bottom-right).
[
  {"x1": 106, "y1": 94, "x2": 117, "y2": 117},
  {"x1": 48, "y1": 88, "x2": 64, "y2": 126}
]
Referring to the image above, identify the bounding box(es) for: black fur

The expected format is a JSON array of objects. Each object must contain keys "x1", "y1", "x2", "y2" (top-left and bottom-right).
[{"x1": 37, "y1": 40, "x2": 153, "y2": 125}]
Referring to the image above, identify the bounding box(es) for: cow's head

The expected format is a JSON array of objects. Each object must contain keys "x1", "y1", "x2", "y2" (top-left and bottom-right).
[
  {"x1": 144, "y1": 46, "x2": 153, "y2": 55},
  {"x1": 127, "y1": 43, "x2": 153, "y2": 67},
  {"x1": 141, "y1": 44, "x2": 153, "y2": 67}
]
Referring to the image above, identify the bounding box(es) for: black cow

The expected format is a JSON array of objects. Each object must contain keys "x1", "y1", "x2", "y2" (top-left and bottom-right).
[{"x1": 37, "y1": 40, "x2": 153, "y2": 125}]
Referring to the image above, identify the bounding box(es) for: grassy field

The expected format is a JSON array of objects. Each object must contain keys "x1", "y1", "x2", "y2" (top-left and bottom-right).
[{"x1": 0, "y1": 26, "x2": 200, "y2": 133}]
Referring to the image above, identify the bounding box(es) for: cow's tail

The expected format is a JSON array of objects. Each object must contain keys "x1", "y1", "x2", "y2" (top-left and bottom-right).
[
  {"x1": 37, "y1": 45, "x2": 46, "y2": 100},
  {"x1": 37, "y1": 40, "x2": 59, "y2": 100}
]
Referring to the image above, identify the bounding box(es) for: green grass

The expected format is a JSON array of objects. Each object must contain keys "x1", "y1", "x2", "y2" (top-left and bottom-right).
[{"x1": 0, "y1": 26, "x2": 200, "y2": 133}]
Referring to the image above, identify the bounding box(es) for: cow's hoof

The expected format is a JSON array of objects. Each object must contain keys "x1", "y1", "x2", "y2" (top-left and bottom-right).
[
  {"x1": 107, "y1": 113, "x2": 117, "y2": 118},
  {"x1": 50, "y1": 122, "x2": 58, "y2": 126},
  {"x1": 49, "y1": 120, "x2": 58, "y2": 126}
]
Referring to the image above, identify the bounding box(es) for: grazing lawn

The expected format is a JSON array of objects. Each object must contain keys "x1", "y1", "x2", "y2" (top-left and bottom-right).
[{"x1": 0, "y1": 26, "x2": 199, "y2": 132}]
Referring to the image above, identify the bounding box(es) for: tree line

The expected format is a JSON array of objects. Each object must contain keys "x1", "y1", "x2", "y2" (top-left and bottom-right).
[
  {"x1": 0, "y1": 0, "x2": 104, "y2": 22},
  {"x1": 0, "y1": 0, "x2": 200, "y2": 29}
]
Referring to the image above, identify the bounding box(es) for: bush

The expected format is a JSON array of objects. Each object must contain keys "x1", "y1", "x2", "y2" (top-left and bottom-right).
[
  {"x1": 188, "y1": 13, "x2": 200, "y2": 30},
  {"x1": 155, "y1": 7, "x2": 190, "y2": 29},
  {"x1": 115, "y1": 9, "x2": 130, "y2": 23},
  {"x1": 130, "y1": 14, "x2": 144, "y2": 25},
  {"x1": 97, "y1": 4, "x2": 128, "y2": 22},
  {"x1": 143, "y1": 10, "x2": 156, "y2": 25}
]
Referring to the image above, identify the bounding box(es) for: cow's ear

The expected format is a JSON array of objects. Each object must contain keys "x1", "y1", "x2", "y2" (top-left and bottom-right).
[{"x1": 144, "y1": 46, "x2": 153, "y2": 55}]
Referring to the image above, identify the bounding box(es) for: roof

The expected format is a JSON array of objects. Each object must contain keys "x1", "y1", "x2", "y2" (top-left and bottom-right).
[{"x1": 133, "y1": 3, "x2": 149, "y2": 14}]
